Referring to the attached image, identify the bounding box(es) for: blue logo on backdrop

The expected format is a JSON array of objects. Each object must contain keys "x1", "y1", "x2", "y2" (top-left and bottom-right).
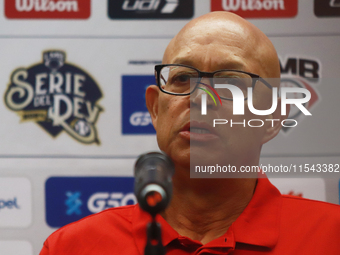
[
  {"x1": 65, "y1": 191, "x2": 82, "y2": 215},
  {"x1": 0, "y1": 197, "x2": 20, "y2": 210},
  {"x1": 46, "y1": 177, "x2": 136, "y2": 228},
  {"x1": 122, "y1": 75, "x2": 156, "y2": 134}
]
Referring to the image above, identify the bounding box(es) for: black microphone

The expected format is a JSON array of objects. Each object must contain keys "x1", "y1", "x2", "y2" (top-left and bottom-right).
[{"x1": 134, "y1": 152, "x2": 175, "y2": 216}]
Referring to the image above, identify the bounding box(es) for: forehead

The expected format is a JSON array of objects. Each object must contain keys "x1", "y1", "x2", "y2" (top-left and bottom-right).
[{"x1": 163, "y1": 19, "x2": 263, "y2": 74}]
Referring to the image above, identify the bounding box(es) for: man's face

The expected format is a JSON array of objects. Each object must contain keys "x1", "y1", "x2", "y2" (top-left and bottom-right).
[{"x1": 146, "y1": 16, "x2": 282, "y2": 170}]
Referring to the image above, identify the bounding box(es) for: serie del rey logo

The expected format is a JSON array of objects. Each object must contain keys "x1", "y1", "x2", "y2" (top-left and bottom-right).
[
  {"x1": 211, "y1": 0, "x2": 298, "y2": 18},
  {"x1": 4, "y1": 50, "x2": 103, "y2": 144},
  {"x1": 5, "y1": 0, "x2": 91, "y2": 19}
]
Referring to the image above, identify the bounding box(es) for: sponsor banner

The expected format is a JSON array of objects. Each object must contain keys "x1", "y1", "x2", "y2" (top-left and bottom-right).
[
  {"x1": 0, "y1": 241, "x2": 33, "y2": 255},
  {"x1": 0, "y1": 39, "x2": 164, "y2": 156},
  {"x1": 211, "y1": 0, "x2": 298, "y2": 18},
  {"x1": 260, "y1": 36, "x2": 340, "y2": 156},
  {"x1": 269, "y1": 178, "x2": 326, "y2": 201},
  {"x1": 45, "y1": 177, "x2": 136, "y2": 228},
  {"x1": 315, "y1": 0, "x2": 340, "y2": 17},
  {"x1": 122, "y1": 75, "x2": 156, "y2": 134},
  {"x1": 4, "y1": 50, "x2": 103, "y2": 145},
  {"x1": 5, "y1": 0, "x2": 91, "y2": 19},
  {"x1": 108, "y1": 0, "x2": 194, "y2": 19},
  {"x1": 0, "y1": 178, "x2": 31, "y2": 228},
  {"x1": 0, "y1": 37, "x2": 338, "y2": 156}
]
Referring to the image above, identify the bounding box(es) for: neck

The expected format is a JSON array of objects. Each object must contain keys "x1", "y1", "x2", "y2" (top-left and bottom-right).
[{"x1": 161, "y1": 166, "x2": 257, "y2": 245}]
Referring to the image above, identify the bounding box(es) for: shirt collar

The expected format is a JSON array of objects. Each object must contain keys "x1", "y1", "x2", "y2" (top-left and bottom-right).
[{"x1": 132, "y1": 177, "x2": 282, "y2": 254}]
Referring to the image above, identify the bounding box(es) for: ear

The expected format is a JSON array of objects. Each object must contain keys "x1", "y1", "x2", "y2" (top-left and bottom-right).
[
  {"x1": 261, "y1": 98, "x2": 290, "y2": 144},
  {"x1": 145, "y1": 85, "x2": 160, "y2": 130}
]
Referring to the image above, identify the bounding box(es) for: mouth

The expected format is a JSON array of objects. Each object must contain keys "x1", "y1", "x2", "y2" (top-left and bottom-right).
[
  {"x1": 179, "y1": 121, "x2": 219, "y2": 142},
  {"x1": 189, "y1": 127, "x2": 211, "y2": 134}
]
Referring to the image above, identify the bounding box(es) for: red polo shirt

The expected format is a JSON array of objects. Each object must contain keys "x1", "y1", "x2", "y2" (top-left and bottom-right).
[{"x1": 40, "y1": 178, "x2": 340, "y2": 254}]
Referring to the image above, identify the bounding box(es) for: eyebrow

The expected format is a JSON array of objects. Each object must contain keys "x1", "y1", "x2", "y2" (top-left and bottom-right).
[{"x1": 171, "y1": 58, "x2": 246, "y2": 71}]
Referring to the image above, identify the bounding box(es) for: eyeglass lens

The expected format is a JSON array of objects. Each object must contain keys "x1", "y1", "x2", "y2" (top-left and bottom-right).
[{"x1": 159, "y1": 65, "x2": 253, "y2": 99}]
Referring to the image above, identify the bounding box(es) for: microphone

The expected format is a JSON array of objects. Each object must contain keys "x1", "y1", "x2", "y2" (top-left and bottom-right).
[{"x1": 134, "y1": 152, "x2": 175, "y2": 216}]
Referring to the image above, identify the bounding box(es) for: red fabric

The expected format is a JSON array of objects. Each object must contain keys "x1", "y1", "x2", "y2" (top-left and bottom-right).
[{"x1": 40, "y1": 178, "x2": 340, "y2": 254}]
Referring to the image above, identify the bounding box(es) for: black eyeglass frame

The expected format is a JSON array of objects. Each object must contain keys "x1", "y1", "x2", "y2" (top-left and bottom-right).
[{"x1": 155, "y1": 64, "x2": 273, "y2": 100}]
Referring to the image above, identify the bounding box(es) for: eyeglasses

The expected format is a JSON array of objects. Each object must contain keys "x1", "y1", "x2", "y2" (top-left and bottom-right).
[{"x1": 155, "y1": 64, "x2": 273, "y2": 100}]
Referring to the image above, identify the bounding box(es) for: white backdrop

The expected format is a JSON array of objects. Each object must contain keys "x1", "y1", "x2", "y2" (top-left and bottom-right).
[{"x1": 0, "y1": 1, "x2": 339, "y2": 254}]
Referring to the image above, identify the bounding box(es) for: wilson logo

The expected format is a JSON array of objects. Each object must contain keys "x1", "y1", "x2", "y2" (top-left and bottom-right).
[
  {"x1": 5, "y1": 0, "x2": 91, "y2": 19},
  {"x1": 211, "y1": 0, "x2": 298, "y2": 18}
]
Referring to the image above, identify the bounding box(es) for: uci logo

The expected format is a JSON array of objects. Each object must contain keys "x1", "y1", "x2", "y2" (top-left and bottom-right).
[
  {"x1": 122, "y1": 0, "x2": 178, "y2": 13},
  {"x1": 108, "y1": 0, "x2": 193, "y2": 19},
  {"x1": 330, "y1": 0, "x2": 340, "y2": 7}
]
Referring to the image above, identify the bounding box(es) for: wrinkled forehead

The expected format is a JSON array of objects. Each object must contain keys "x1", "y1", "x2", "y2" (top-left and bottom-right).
[
  {"x1": 162, "y1": 14, "x2": 280, "y2": 79},
  {"x1": 164, "y1": 17, "x2": 256, "y2": 61},
  {"x1": 178, "y1": 18, "x2": 252, "y2": 44}
]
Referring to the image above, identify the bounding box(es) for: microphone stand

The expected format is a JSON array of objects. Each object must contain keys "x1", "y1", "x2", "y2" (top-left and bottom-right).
[
  {"x1": 134, "y1": 152, "x2": 175, "y2": 255},
  {"x1": 144, "y1": 216, "x2": 165, "y2": 255},
  {"x1": 143, "y1": 187, "x2": 167, "y2": 255}
]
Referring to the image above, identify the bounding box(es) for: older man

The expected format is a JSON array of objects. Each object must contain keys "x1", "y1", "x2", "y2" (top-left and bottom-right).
[{"x1": 40, "y1": 12, "x2": 340, "y2": 255}]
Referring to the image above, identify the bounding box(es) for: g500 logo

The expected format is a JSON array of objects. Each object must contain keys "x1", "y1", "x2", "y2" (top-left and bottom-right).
[
  {"x1": 4, "y1": 50, "x2": 103, "y2": 144},
  {"x1": 87, "y1": 192, "x2": 136, "y2": 213}
]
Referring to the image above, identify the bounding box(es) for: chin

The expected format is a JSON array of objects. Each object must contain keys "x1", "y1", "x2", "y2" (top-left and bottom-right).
[{"x1": 168, "y1": 148, "x2": 191, "y2": 170}]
